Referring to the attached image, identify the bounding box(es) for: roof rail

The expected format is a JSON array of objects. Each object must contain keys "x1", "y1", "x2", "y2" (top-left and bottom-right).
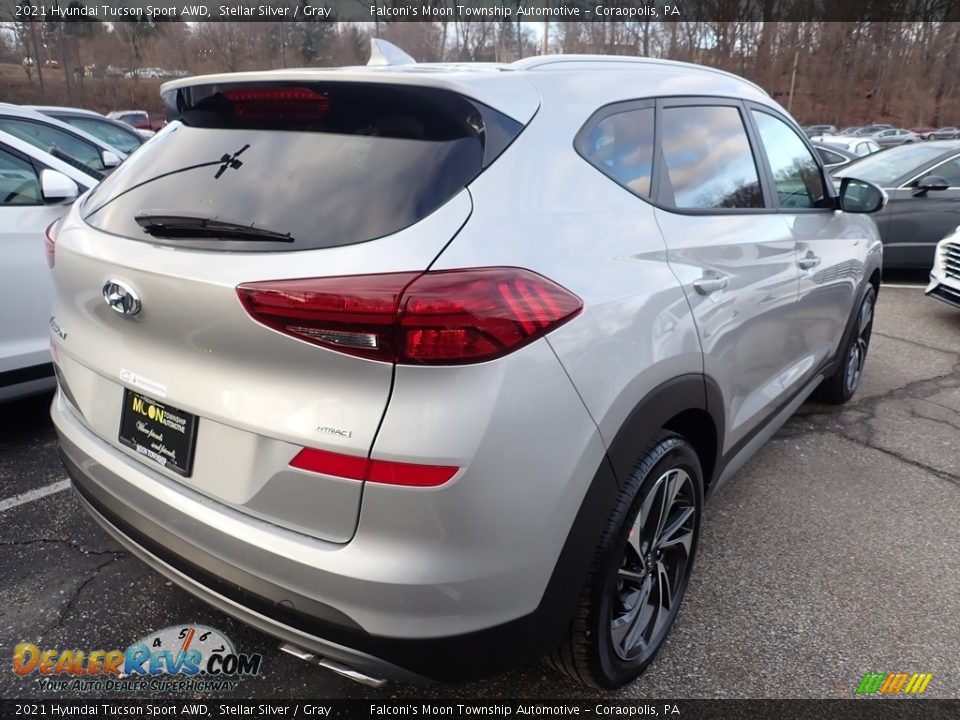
[
  {"x1": 368, "y1": 39, "x2": 417, "y2": 67},
  {"x1": 511, "y1": 55, "x2": 768, "y2": 97}
]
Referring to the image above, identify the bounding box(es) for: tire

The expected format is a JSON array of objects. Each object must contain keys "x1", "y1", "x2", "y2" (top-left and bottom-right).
[
  {"x1": 815, "y1": 285, "x2": 876, "y2": 404},
  {"x1": 545, "y1": 434, "x2": 704, "y2": 688}
]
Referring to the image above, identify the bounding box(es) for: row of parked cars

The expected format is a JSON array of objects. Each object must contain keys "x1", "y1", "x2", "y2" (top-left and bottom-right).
[
  {"x1": 1, "y1": 48, "x2": 959, "y2": 691},
  {"x1": 806, "y1": 122, "x2": 960, "y2": 144}
]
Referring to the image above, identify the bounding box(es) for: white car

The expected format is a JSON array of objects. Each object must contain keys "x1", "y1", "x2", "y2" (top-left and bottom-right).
[
  {"x1": 0, "y1": 130, "x2": 100, "y2": 401},
  {"x1": 927, "y1": 229, "x2": 960, "y2": 308},
  {"x1": 811, "y1": 134, "x2": 882, "y2": 157},
  {"x1": 28, "y1": 105, "x2": 146, "y2": 155},
  {"x1": 0, "y1": 103, "x2": 126, "y2": 176}
]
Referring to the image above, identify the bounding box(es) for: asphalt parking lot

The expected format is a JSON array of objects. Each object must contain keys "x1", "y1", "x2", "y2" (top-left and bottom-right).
[{"x1": 2, "y1": 280, "x2": 958, "y2": 700}]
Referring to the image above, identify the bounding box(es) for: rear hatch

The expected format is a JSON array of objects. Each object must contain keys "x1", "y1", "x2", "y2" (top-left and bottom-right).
[{"x1": 52, "y1": 75, "x2": 533, "y2": 543}]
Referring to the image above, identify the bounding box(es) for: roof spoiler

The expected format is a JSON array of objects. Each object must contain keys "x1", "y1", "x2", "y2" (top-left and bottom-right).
[{"x1": 368, "y1": 39, "x2": 417, "y2": 67}]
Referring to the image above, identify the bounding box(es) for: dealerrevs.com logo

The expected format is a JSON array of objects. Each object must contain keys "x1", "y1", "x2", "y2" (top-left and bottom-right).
[{"x1": 13, "y1": 625, "x2": 262, "y2": 693}]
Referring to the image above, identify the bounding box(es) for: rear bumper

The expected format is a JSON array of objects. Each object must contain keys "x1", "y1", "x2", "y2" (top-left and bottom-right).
[
  {"x1": 53, "y1": 375, "x2": 611, "y2": 681},
  {"x1": 926, "y1": 282, "x2": 960, "y2": 308},
  {"x1": 57, "y1": 422, "x2": 551, "y2": 682},
  {"x1": 62, "y1": 449, "x2": 424, "y2": 683}
]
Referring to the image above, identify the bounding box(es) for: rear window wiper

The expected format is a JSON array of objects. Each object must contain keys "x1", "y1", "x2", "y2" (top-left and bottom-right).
[{"x1": 134, "y1": 213, "x2": 295, "y2": 243}]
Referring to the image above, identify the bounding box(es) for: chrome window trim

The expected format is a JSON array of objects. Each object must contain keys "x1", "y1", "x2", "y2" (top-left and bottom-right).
[{"x1": 897, "y1": 151, "x2": 960, "y2": 189}]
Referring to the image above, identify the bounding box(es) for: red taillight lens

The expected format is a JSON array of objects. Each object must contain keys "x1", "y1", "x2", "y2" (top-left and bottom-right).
[
  {"x1": 399, "y1": 269, "x2": 583, "y2": 363},
  {"x1": 237, "y1": 272, "x2": 418, "y2": 363},
  {"x1": 223, "y1": 87, "x2": 329, "y2": 121},
  {"x1": 45, "y1": 220, "x2": 58, "y2": 269},
  {"x1": 289, "y1": 448, "x2": 458, "y2": 487},
  {"x1": 237, "y1": 268, "x2": 582, "y2": 365}
]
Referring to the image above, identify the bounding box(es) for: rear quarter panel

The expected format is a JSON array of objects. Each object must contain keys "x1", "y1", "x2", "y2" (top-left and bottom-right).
[{"x1": 432, "y1": 68, "x2": 707, "y2": 453}]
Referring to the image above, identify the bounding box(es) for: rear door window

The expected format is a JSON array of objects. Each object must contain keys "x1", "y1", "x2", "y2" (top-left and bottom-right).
[
  {"x1": 658, "y1": 105, "x2": 764, "y2": 209},
  {"x1": 0, "y1": 147, "x2": 41, "y2": 205},
  {"x1": 0, "y1": 117, "x2": 106, "y2": 172},
  {"x1": 82, "y1": 83, "x2": 522, "y2": 252},
  {"x1": 62, "y1": 116, "x2": 142, "y2": 154},
  {"x1": 817, "y1": 148, "x2": 846, "y2": 166}
]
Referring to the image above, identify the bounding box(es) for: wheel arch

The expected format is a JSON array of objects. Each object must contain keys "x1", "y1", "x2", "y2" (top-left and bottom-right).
[
  {"x1": 829, "y1": 269, "x2": 881, "y2": 374},
  {"x1": 524, "y1": 374, "x2": 723, "y2": 656},
  {"x1": 606, "y1": 374, "x2": 724, "y2": 490},
  {"x1": 530, "y1": 374, "x2": 722, "y2": 666},
  {"x1": 663, "y1": 408, "x2": 719, "y2": 491}
]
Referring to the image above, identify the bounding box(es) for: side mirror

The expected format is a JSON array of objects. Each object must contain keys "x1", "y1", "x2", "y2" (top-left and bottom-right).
[
  {"x1": 40, "y1": 169, "x2": 79, "y2": 204},
  {"x1": 838, "y1": 177, "x2": 886, "y2": 214},
  {"x1": 101, "y1": 149, "x2": 122, "y2": 168},
  {"x1": 914, "y1": 174, "x2": 950, "y2": 195}
]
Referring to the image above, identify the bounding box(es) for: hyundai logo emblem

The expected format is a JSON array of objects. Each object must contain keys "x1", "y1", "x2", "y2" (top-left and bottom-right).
[{"x1": 102, "y1": 280, "x2": 141, "y2": 317}]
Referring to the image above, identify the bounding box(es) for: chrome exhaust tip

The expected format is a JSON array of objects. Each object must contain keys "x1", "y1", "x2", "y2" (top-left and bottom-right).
[{"x1": 279, "y1": 643, "x2": 388, "y2": 688}]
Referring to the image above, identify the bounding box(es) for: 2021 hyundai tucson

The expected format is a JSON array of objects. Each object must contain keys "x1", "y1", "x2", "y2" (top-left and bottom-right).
[{"x1": 49, "y1": 48, "x2": 886, "y2": 688}]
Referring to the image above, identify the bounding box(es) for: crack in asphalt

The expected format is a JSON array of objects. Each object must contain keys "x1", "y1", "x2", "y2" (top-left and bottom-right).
[
  {"x1": 871, "y1": 330, "x2": 959, "y2": 357},
  {"x1": 2, "y1": 537, "x2": 129, "y2": 640},
  {"x1": 906, "y1": 402, "x2": 960, "y2": 435},
  {"x1": 37, "y1": 554, "x2": 126, "y2": 641},
  {"x1": 0, "y1": 537, "x2": 125, "y2": 558},
  {"x1": 829, "y1": 432, "x2": 960, "y2": 488},
  {"x1": 778, "y1": 353, "x2": 960, "y2": 488}
]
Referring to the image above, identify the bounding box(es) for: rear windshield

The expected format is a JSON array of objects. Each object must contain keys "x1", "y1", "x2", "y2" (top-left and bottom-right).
[{"x1": 81, "y1": 82, "x2": 522, "y2": 252}]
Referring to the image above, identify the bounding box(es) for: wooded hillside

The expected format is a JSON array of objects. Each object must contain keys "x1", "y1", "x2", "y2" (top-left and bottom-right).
[{"x1": 1, "y1": 19, "x2": 959, "y2": 126}]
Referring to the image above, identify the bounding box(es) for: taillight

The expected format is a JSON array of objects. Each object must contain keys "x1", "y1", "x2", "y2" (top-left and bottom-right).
[
  {"x1": 237, "y1": 267, "x2": 583, "y2": 365},
  {"x1": 237, "y1": 272, "x2": 417, "y2": 363},
  {"x1": 45, "y1": 220, "x2": 59, "y2": 269},
  {"x1": 289, "y1": 448, "x2": 458, "y2": 487}
]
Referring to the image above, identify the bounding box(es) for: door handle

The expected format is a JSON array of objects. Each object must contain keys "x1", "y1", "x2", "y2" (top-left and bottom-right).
[
  {"x1": 693, "y1": 273, "x2": 729, "y2": 295},
  {"x1": 798, "y1": 252, "x2": 822, "y2": 270}
]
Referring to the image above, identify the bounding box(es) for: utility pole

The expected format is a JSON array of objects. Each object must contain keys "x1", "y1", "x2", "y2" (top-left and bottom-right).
[
  {"x1": 787, "y1": 49, "x2": 799, "y2": 112},
  {"x1": 541, "y1": 21, "x2": 548, "y2": 55},
  {"x1": 29, "y1": 21, "x2": 45, "y2": 102},
  {"x1": 56, "y1": 3, "x2": 72, "y2": 105},
  {"x1": 516, "y1": 13, "x2": 522, "y2": 59}
]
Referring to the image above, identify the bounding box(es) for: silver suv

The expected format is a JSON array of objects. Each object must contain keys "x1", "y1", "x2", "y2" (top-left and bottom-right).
[{"x1": 50, "y1": 51, "x2": 885, "y2": 689}]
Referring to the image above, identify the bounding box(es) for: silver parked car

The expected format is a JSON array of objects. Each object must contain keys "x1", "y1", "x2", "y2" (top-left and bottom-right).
[
  {"x1": 872, "y1": 128, "x2": 921, "y2": 147},
  {"x1": 928, "y1": 126, "x2": 960, "y2": 140},
  {"x1": 50, "y1": 47, "x2": 886, "y2": 689},
  {"x1": 927, "y1": 230, "x2": 960, "y2": 308}
]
